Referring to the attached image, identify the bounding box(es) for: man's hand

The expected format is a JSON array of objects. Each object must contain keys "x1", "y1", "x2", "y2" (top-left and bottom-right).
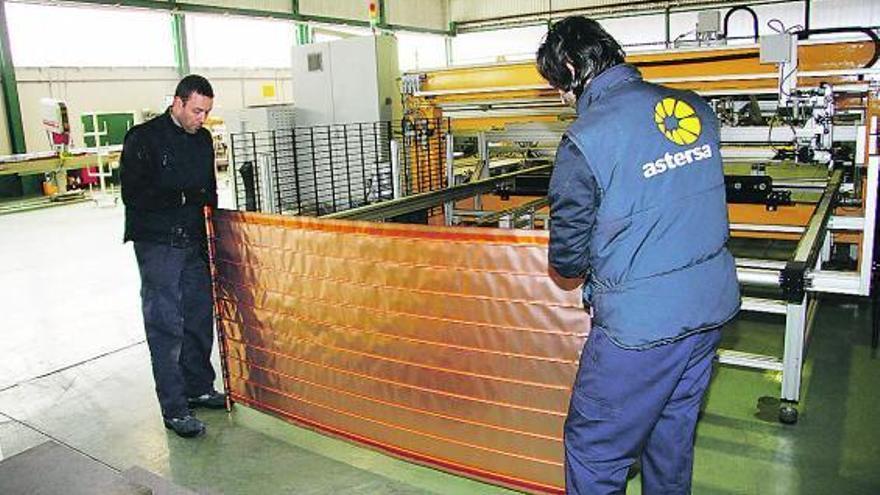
[
  {"x1": 548, "y1": 265, "x2": 584, "y2": 291},
  {"x1": 182, "y1": 188, "x2": 211, "y2": 206}
]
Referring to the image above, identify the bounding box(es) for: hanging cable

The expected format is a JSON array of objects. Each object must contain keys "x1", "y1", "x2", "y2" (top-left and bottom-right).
[{"x1": 723, "y1": 6, "x2": 759, "y2": 42}]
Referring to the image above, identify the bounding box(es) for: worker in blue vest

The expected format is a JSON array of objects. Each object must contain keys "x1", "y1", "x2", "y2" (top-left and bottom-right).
[{"x1": 537, "y1": 17, "x2": 740, "y2": 494}]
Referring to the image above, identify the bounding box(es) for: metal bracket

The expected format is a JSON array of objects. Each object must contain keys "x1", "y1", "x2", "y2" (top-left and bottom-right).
[{"x1": 781, "y1": 261, "x2": 808, "y2": 302}]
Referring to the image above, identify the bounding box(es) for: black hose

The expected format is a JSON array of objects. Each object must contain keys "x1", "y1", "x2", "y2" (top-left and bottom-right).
[
  {"x1": 795, "y1": 27, "x2": 880, "y2": 68},
  {"x1": 723, "y1": 6, "x2": 759, "y2": 43},
  {"x1": 634, "y1": 52, "x2": 756, "y2": 68}
]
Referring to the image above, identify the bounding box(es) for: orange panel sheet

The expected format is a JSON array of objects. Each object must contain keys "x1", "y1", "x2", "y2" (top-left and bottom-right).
[{"x1": 210, "y1": 210, "x2": 589, "y2": 493}]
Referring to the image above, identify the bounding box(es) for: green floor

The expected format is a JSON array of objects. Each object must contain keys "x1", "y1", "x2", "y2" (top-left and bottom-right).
[{"x1": 1, "y1": 202, "x2": 878, "y2": 494}]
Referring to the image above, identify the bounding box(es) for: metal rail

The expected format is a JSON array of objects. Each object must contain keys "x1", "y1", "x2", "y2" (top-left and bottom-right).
[
  {"x1": 326, "y1": 165, "x2": 552, "y2": 221},
  {"x1": 782, "y1": 169, "x2": 843, "y2": 301},
  {"x1": 475, "y1": 197, "x2": 549, "y2": 226}
]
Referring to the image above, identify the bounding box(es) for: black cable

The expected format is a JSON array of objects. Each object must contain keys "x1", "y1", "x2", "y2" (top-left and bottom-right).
[
  {"x1": 634, "y1": 26, "x2": 878, "y2": 70},
  {"x1": 634, "y1": 52, "x2": 756, "y2": 68},
  {"x1": 723, "y1": 6, "x2": 759, "y2": 43}
]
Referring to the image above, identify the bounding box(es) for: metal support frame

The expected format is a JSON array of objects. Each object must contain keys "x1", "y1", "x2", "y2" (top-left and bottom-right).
[
  {"x1": 390, "y1": 139, "x2": 401, "y2": 199},
  {"x1": 720, "y1": 169, "x2": 842, "y2": 422},
  {"x1": 62, "y1": 0, "x2": 452, "y2": 36},
  {"x1": 443, "y1": 134, "x2": 454, "y2": 225},
  {"x1": 0, "y1": 0, "x2": 25, "y2": 153},
  {"x1": 780, "y1": 294, "x2": 809, "y2": 401},
  {"x1": 170, "y1": 11, "x2": 190, "y2": 77},
  {"x1": 474, "y1": 197, "x2": 548, "y2": 227},
  {"x1": 296, "y1": 23, "x2": 312, "y2": 45}
]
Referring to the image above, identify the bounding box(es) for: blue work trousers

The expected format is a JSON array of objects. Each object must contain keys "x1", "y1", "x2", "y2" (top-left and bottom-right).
[
  {"x1": 564, "y1": 327, "x2": 721, "y2": 495},
  {"x1": 134, "y1": 241, "x2": 216, "y2": 418}
]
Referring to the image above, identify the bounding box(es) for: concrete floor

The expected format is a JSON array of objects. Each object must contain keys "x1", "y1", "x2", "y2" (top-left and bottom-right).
[{"x1": 1, "y1": 200, "x2": 878, "y2": 494}]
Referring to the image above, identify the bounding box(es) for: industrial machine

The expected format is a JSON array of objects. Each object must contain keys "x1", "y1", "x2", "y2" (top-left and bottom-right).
[
  {"x1": 224, "y1": 21, "x2": 879, "y2": 423},
  {"x1": 383, "y1": 24, "x2": 880, "y2": 424}
]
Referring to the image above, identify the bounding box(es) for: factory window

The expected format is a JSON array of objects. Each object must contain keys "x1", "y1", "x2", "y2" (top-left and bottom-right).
[
  {"x1": 450, "y1": 25, "x2": 547, "y2": 65},
  {"x1": 600, "y1": 14, "x2": 666, "y2": 52},
  {"x1": 187, "y1": 14, "x2": 295, "y2": 68},
  {"x1": 396, "y1": 32, "x2": 447, "y2": 71},
  {"x1": 811, "y1": 0, "x2": 880, "y2": 36},
  {"x1": 5, "y1": 2, "x2": 173, "y2": 67}
]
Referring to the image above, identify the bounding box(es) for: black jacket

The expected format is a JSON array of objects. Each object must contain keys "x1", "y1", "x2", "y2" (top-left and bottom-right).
[{"x1": 120, "y1": 109, "x2": 217, "y2": 245}]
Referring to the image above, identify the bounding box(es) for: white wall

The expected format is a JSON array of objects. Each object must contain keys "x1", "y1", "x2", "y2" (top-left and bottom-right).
[{"x1": 14, "y1": 67, "x2": 292, "y2": 152}]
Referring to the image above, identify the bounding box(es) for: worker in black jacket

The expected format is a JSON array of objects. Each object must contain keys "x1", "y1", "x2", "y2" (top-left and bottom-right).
[{"x1": 120, "y1": 74, "x2": 223, "y2": 438}]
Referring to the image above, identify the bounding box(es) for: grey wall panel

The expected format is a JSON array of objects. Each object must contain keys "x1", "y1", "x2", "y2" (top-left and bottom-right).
[
  {"x1": 386, "y1": 0, "x2": 448, "y2": 31},
  {"x1": 178, "y1": 0, "x2": 293, "y2": 14},
  {"x1": 300, "y1": 0, "x2": 368, "y2": 21},
  {"x1": 450, "y1": 0, "x2": 548, "y2": 23}
]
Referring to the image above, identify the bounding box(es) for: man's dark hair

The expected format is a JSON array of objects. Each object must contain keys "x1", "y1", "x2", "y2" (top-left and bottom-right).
[
  {"x1": 174, "y1": 74, "x2": 214, "y2": 102},
  {"x1": 536, "y1": 16, "x2": 625, "y2": 98}
]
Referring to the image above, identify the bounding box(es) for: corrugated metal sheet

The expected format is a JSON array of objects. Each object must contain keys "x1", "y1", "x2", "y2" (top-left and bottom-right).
[
  {"x1": 449, "y1": 0, "x2": 787, "y2": 26},
  {"x1": 386, "y1": 0, "x2": 448, "y2": 31},
  {"x1": 178, "y1": 0, "x2": 293, "y2": 15},
  {"x1": 449, "y1": 0, "x2": 666, "y2": 23},
  {"x1": 300, "y1": 0, "x2": 368, "y2": 21},
  {"x1": 451, "y1": 0, "x2": 549, "y2": 23}
]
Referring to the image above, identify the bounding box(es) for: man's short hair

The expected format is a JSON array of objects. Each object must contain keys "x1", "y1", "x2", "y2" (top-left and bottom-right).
[
  {"x1": 175, "y1": 74, "x2": 214, "y2": 102},
  {"x1": 536, "y1": 16, "x2": 625, "y2": 98}
]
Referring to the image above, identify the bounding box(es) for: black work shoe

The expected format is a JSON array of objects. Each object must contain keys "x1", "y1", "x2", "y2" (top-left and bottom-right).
[
  {"x1": 187, "y1": 390, "x2": 226, "y2": 409},
  {"x1": 163, "y1": 414, "x2": 206, "y2": 438}
]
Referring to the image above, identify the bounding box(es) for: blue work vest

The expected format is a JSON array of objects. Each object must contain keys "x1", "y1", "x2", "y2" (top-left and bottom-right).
[{"x1": 565, "y1": 64, "x2": 740, "y2": 348}]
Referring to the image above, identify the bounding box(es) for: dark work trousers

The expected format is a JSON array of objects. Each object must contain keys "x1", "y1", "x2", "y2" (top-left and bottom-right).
[
  {"x1": 564, "y1": 326, "x2": 722, "y2": 495},
  {"x1": 134, "y1": 241, "x2": 216, "y2": 419}
]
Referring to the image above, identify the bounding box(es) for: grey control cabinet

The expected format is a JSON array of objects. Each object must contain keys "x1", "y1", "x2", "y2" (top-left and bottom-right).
[{"x1": 292, "y1": 34, "x2": 401, "y2": 126}]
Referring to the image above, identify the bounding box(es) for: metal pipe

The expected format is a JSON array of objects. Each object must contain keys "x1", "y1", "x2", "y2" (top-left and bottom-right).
[
  {"x1": 391, "y1": 139, "x2": 401, "y2": 200},
  {"x1": 359, "y1": 123, "x2": 368, "y2": 204},
  {"x1": 803, "y1": 0, "x2": 811, "y2": 38},
  {"x1": 444, "y1": 132, "x2": 454, "y2": 226},
  {"x1": 291, "y1": 128, "x2": 302, "y2": 214},
  {"x1": 737, "y1": 267, "x2": 782, "y2": 288},
  {"x1": 344, "y1": 124, "x2": 353, "y2": 208},
  {"x1": 736, "y1": 258, "x2": 788, "y2": 270},
  {"x1": 230, "y1": 133, "x2": 239, "y2": 210},
  {"x1": 327, "y1": 126, "x2": 337, "y2": 213},
  {"x1": 730, "y1": 223, "x2": 806, "y2": 234},
  {"x1": 271, "y1": 130, "x2": 282, "y2": 214}
]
